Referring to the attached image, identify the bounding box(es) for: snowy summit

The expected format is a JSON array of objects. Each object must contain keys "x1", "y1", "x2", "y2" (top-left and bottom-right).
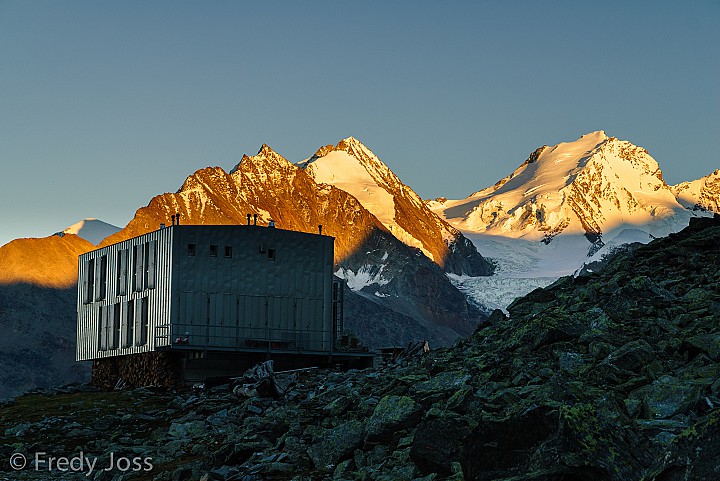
[
  {"x1": 430, "y1": 131, "x2": 697, "y2": 243},
  {"x1": 62, "y1": 218, "x2": 121, "y2": 245}
]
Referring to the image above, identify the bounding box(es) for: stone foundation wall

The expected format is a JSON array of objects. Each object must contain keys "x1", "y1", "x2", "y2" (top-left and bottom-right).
[{"x1": 92, "y1": 351, "x2": 183, "y2": 390}]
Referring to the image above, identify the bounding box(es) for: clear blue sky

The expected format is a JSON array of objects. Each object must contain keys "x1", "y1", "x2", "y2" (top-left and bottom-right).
[{"x1": 1, "y1": 1, "x2": 718, "y2": 247}]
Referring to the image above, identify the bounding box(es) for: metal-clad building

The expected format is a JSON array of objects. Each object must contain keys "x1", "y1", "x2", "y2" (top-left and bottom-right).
[{"x1": 76, "y1": 224, "x2": 342, "y2": 367}]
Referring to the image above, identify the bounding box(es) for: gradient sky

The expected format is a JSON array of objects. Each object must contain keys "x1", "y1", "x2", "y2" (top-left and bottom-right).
[{"x1": 1, "y1": 1, "x2": 718, "y2": 247}]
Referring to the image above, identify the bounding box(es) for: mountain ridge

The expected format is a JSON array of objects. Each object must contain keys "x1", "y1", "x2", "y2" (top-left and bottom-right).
[
  {"x1": 671, "y1": 169, "x2": 720, "y2": 213},
  {"x1": 430, "y1": 131, "x2": 716, "y2": 246}
]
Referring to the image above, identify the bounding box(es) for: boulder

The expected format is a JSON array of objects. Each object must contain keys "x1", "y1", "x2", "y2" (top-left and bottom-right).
[
  {"x1": 307, "y1": 420, "x2": 364, "y2": 472},
  {"x1": 411, "y1": 417, "x2": 472, "y2": 476},
  {"x1": 642, "y1": 376, "x2": 701, "y2": 419},
  {"x1": 365, "y1": 395, "x2": 421, "y2": 442}
]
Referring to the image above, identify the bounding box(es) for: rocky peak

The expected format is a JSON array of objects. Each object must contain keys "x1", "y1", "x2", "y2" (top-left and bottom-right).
[
  {"x1": 672, "y1": 169, "x2": 720, "y2": 213},
  {"x1": 525, "y1": 145, "x2": 547, "y2": 165},
  {"x1": 231, "y1": 144, "x2": 296, "y2": 174},
  {"x1": 311, "y1": 144, "x2": 335, "y2": 160},
  {"x1": 335, "y1": 136, "x2": 365, "y2": 154},
  {"x1": 301, "y1": 137, "x2": 493, "y2": 276},
  {"x1": 179, "y1": 166, "x2": 232, "y2": 193}
]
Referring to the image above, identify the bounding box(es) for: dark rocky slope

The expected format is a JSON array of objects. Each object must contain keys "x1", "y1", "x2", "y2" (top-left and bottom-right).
[
  {"x1": 1, "y1": 216, "x2": 718, "y2": 480},
  {"x1": 0, "y1": 284, "x2": 90, "y2": 402}
]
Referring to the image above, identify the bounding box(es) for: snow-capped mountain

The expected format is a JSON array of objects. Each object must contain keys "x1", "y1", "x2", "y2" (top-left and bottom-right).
[
  {"x1": 671, "y1": 169, "x2": 720, "y2": 213},
  {"x1": 62, "y1": 218, "x2": 121, "y2": 245},
  {"x1": 101, "y1": 143, "x2": 489, "y2": 347},
  {"x1": 299, "y1": 137, "x2": 492, "y2": 276},
  {"x1": 430, "y1": 131, "x2": 703, "y2": 246},
  {"x1": 430, "y1": 131, "x2": 717, "y2": 311}
]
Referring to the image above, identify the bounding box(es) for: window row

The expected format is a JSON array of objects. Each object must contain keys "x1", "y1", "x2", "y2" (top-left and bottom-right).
[
  {"x1": 85, "y1": 241, "x2": 157, "y2": 304},
  {"x1": 187, "y1": 243, "x2": 275, "y2": 261},
  {"x1": 98, "y1": 298, "x2": 149, "y2": 351}
]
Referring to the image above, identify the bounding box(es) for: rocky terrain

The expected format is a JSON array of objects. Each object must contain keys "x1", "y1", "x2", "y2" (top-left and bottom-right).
[{"x1": 2, "y1": 215, "x2": 718, "y2": 480}]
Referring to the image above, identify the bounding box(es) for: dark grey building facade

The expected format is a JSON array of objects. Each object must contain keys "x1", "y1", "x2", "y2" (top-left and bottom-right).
[{"x1": 76, "y1": 224, "x2": 346, "y2": 372}]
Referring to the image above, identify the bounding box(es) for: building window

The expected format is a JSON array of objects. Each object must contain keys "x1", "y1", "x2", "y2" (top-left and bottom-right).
[
  {"x1": 97, "y1": 305, "x2": 104, "y2": 350},
  {"x1": 138, "y1": 297, "x2": 149, "y2": 346},
  {"x1": 187, "y1": 244, "x2": 196, "y2": 256},
  {"x1": 86, "y1": 258, "x2": 95, "y2": 304},
  {"x1": 124, "y1": 300, "x2": 134, "y2": 348},
  {"x1": 210, "y1": 245, "x2": 218, "y2": 257},
  {"x1": 224, "y1": 246, "x2": 232, "y2": 258},
  {"x1": 111, "y1": 303, "x2": 121, "y2": 350},
  {"x1": 98, "y1": 255, "x2": 108, "y2": 300},
  {"x1": 268, "y1": 248, "x2": 276, "y2": 261},
  {"x1": 132, "y1": 245, "x2": 144, "y2": 293},
  {"x1": 117, "y1": 250, "x2": 127, "y2": 296},
  {"x1": 145, "y1": 241, "x2": 156, "y2": 289}
]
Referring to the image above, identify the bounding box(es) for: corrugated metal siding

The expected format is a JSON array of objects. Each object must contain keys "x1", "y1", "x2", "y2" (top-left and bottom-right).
[{"x1": 76, "y1": 227, "x2": 174, "y2": 361}]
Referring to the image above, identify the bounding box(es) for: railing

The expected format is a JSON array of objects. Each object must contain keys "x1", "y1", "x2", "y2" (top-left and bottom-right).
[{"x1": 154, "y1": 322, "x2": 333, "y2": 353}]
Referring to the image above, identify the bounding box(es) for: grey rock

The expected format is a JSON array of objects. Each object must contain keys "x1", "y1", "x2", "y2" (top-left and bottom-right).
[
  {"x1": 365, "y1": 395, "x2": 421, "y2": 441},
  {"x1": 307, "y1": 420, "x2": 364, "y2": 472}
]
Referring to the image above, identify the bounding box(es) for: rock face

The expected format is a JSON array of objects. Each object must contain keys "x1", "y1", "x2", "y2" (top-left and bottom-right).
[
  {"x1": 101, "y1": 144, "x2": 487, "y2": 347},
  {"x1": 2, "y1": 216, "x2": 717, "y2": 479}
]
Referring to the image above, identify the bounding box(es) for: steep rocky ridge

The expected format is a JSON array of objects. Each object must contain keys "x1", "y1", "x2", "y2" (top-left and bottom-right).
[
  {"x1": 672, "y1": 169, "x2": 720, "y2": 213},
  {"x1": 2, "y1": 217, "x2": 718, "y2": 480},
  {"x1": 101, "y1": 144, "x2": 485, "y2": 347},
  {"x1": 300, "y1": 137, "x2": 493, "y2": 276}
]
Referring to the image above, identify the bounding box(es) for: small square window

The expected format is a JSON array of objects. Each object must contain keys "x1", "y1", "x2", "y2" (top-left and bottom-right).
[
  {"x1": 187, "y1": 244, "x2": 196, "y2": 256},
  {"x1": 268, "y1": 248, "x2": 276, "y2": 261},
  {"x1": 210, "y1": 245, "x2": 218, "y2": 257},
  {"x1": 224, "y1": 246, "x2": 232, "y2": 258}
]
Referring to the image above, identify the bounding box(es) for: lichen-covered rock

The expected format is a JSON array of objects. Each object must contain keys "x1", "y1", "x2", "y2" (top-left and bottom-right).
[
  {"x1": 411, "y1": 417, "x2": 472, "y2": 476},
  {"x1": 307, "y1": 419, "x2": 365, "y2": 472},
  {"x1": 365, "y1": 395, "x2": 421, "y2": 442},
  {"x1": 642, "y1": 376, "x2": 702, "y2": 419}
]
